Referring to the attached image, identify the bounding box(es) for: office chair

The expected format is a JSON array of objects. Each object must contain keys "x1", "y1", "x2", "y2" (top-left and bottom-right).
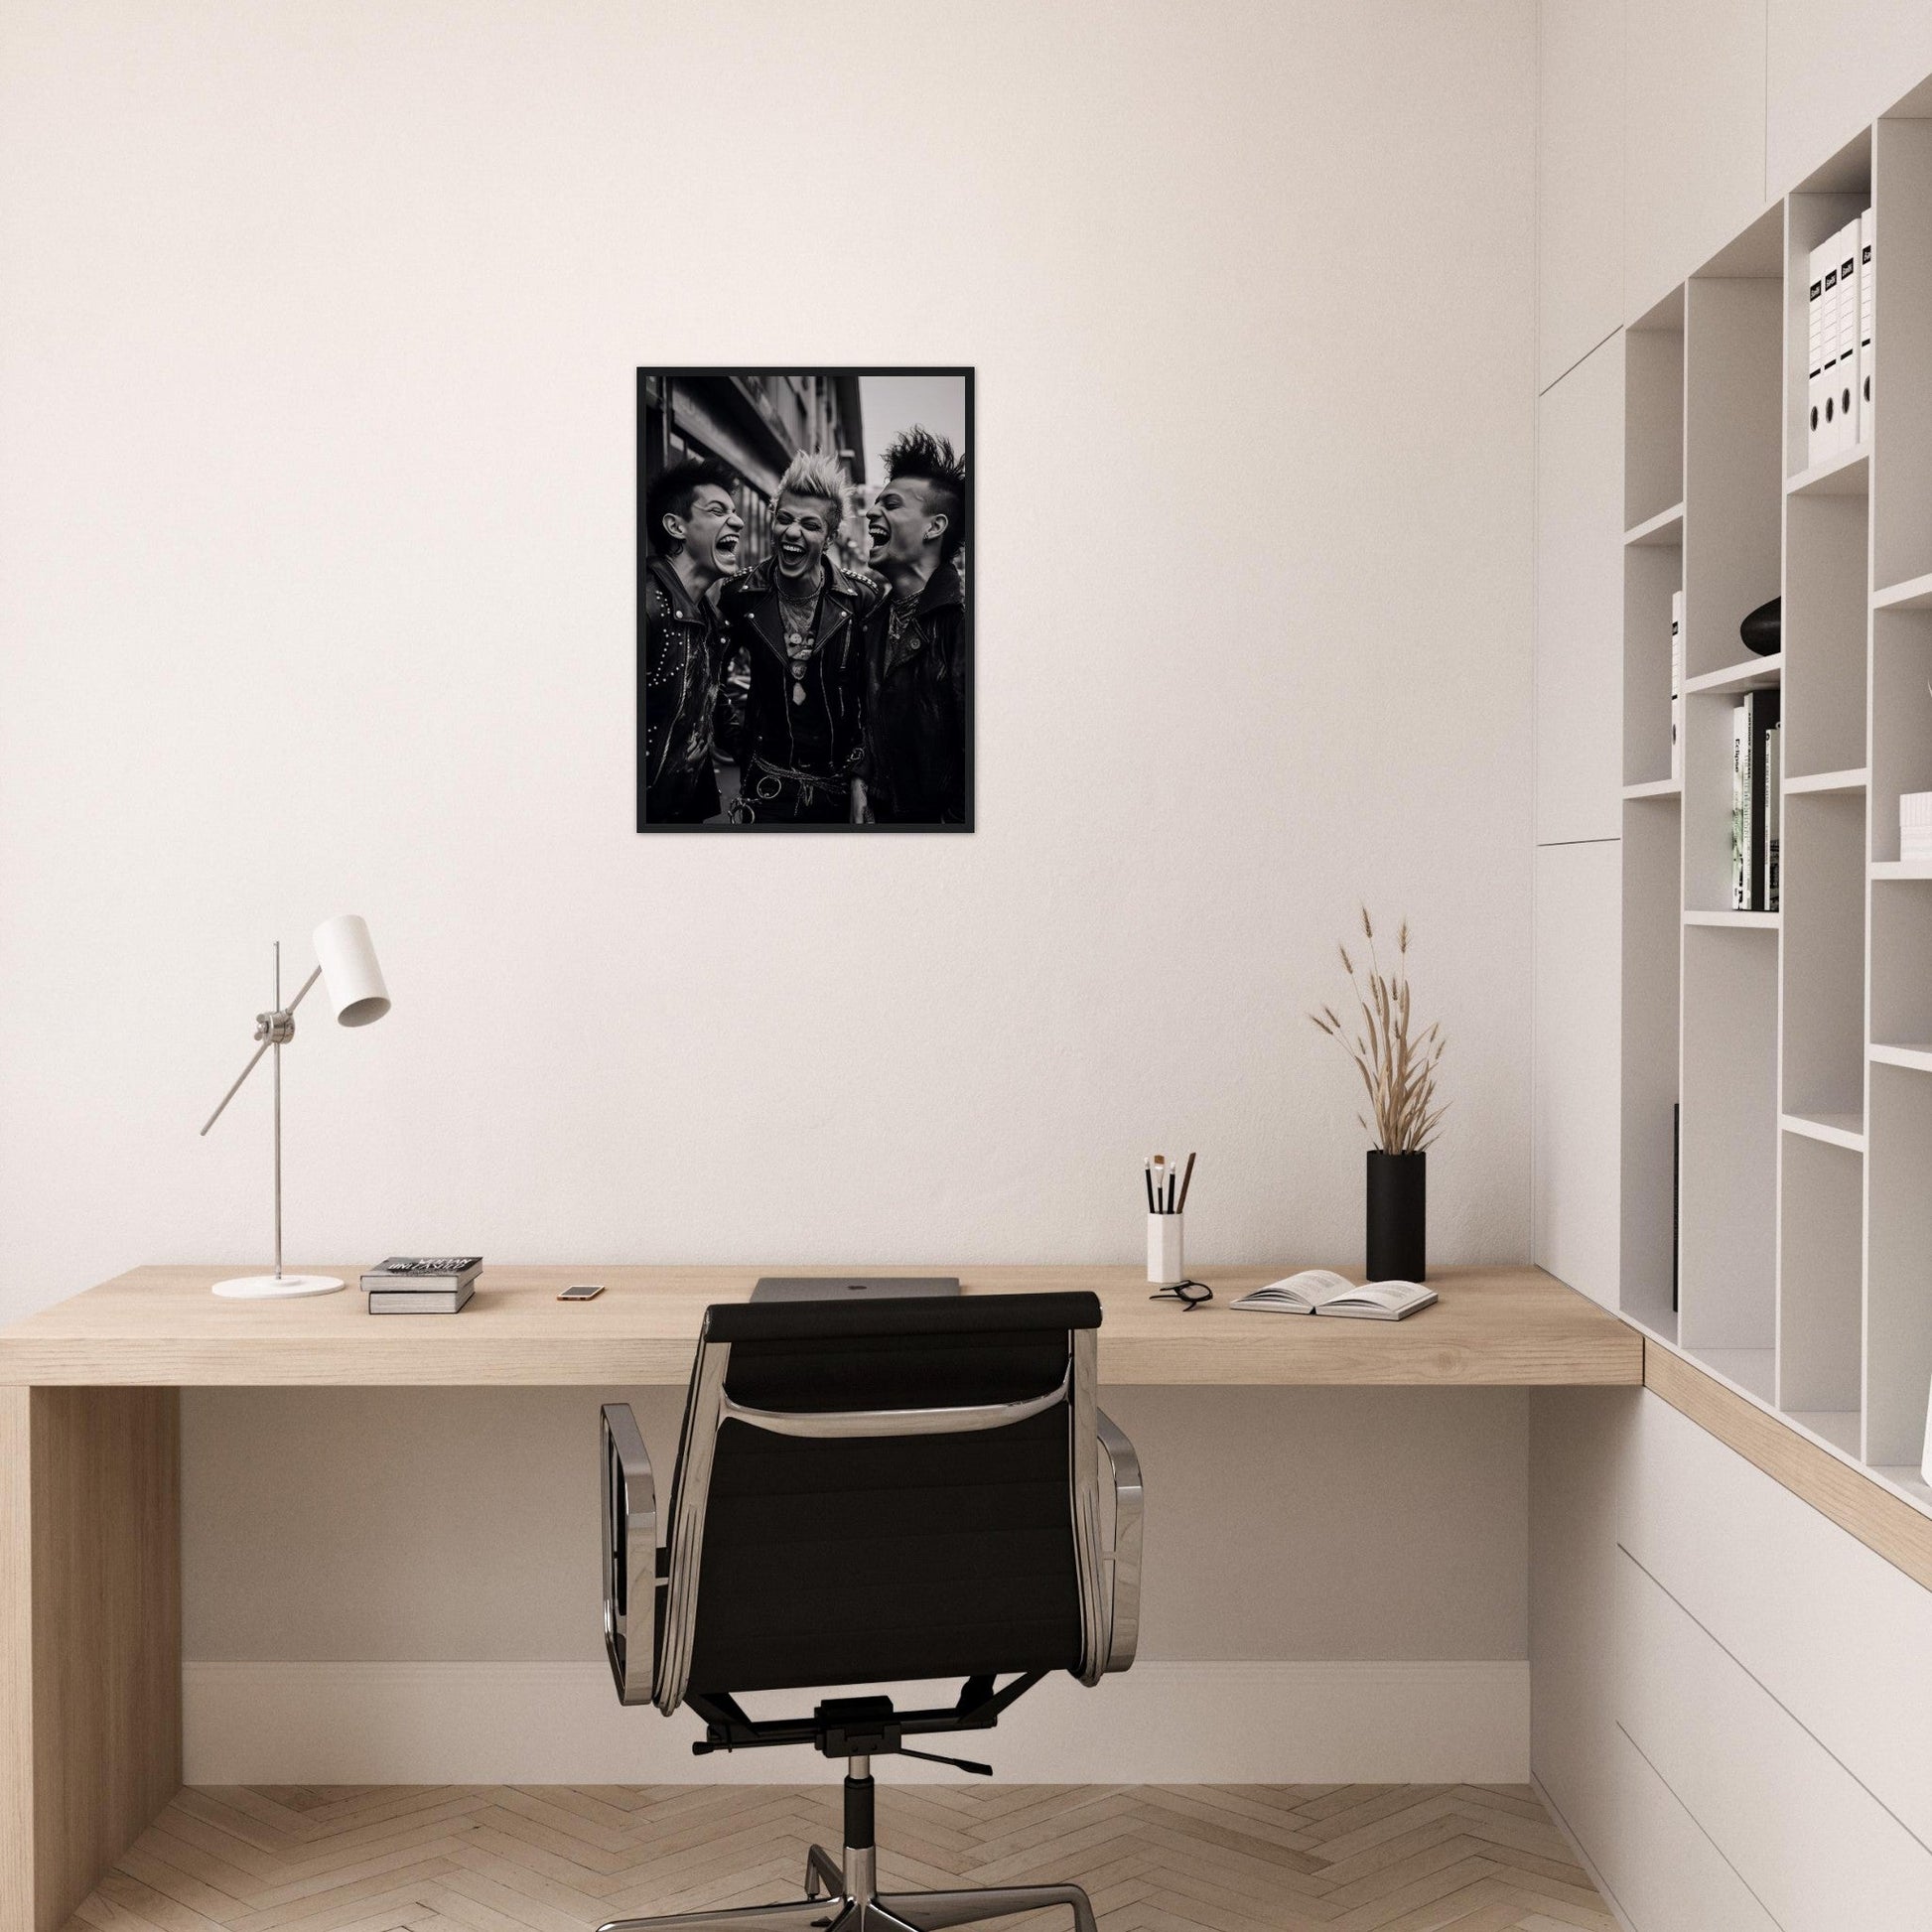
[{"x1": 597, "y1": 1291, "x2": 1143, "y2": 1932}]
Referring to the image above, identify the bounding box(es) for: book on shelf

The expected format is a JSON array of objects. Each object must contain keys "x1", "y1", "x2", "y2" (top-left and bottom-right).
[
  {"x1": 1229, "y1": 1271, "x2": 1437, "y2": 1320},
  {"x1": 1730, "y1": 703, "x2": 1749, "y2": 907},
  {"x1": 1765, "y1": 721, "x2": 1781, "y2": 911},
  {"x1": 368, "y1": 1281, "x2": 475, "y2": 1315},
  {"x1": 1670, "y1": 590, "x2": 1683, "y2": 781},
  {"x1": 1728, "y1": 690, "x2": 1780, "y2": 911}
]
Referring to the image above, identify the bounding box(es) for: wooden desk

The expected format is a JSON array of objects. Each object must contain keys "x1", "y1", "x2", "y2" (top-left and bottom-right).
[
  {"x1": 0, "y1": 1262, "x2": 1634, "y2": 1932},
  {"x1": 0, "y1": 1262, "x2": 1637, "y2": 1388}
]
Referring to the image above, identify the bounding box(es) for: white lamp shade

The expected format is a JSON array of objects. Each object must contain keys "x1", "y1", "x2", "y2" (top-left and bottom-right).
[{"x1": 312, "y1": 914, "x2": 390, "y2": 1027}]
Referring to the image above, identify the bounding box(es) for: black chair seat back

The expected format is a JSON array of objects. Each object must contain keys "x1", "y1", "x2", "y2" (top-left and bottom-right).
[{"x1": 671, "y1": 1293, "x2": 1101, "y2": 1697}]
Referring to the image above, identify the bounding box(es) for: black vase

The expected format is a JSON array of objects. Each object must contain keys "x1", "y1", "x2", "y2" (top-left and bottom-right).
[{"x1": 1366, "y1": 1150, "x2": 1426, "y2": 1282}]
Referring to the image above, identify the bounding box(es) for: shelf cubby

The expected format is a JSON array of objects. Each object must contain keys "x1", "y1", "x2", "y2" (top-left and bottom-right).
[
  {"x1": 1868, "y1": 608, "x2": 1932, "y2": 861},
  {"x1": 1620, "y1": 792, "x2": 1682, "y2": 1342},
  {"x1": 1866, "y1": 1063, "x2": 1932, "y2": 1467},
  {"x1": 1683, "y1": 240, "x2": 1782, "y2": 684},
  {"x1": 1785, "y1": 147, "x2": 1870, "y2": 482},
  {"x1": 1784, "y1": 494, "x2": 1868, "y2": 776},
  {"x1": 1869, "y1": 874, "x2": 1932, "y2": 1049},
  {"x1": 1623, "y1": 538, "x2": 1682, "y2": 787},
  {"x1": 1678, "y1": 925, "x2": 1779, "y2": 1362},
  {"x1": 1779, "y1": 790, "x2": 1866, "y2": 1120},
  {"x1": 1872, "y1": 114, "x2": 1932, "y2": 592},
  {"x1": 1683, "y1": 676, "x2": 1779, "y2": 915},
  {"x1": 1625, "y1": 288, "x2": 1684, "y2": 532},
  {"x1": 1776, "y1": 1133, "x2": 1863, "y2": 1432}
]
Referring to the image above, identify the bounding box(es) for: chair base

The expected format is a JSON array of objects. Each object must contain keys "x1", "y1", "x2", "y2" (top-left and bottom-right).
[{"x1": 596, "y1": 1844, "x2": 1097, "y2": 1932}]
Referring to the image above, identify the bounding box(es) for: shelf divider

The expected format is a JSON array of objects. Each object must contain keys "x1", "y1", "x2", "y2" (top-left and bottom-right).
[
  {"x1": 1684, "y1": 653, "x2": 1783, "y2": 696},
  {"x1": 1785, "y1": 446, "x2": 1869, "y2": 496},
  {"x1": 1624, "y1": 500, "x2": 1685, "y2": 546}
]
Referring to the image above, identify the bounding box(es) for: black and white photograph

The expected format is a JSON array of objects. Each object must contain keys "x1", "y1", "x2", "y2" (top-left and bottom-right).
[{"x1": 637, "y1": 368, "x2": 972, "y2": 832}]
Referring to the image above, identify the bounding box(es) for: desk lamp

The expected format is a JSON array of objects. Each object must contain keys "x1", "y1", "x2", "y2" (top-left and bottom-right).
[{"x1": 200, "y1": 913, "x2": 391, "y2": 1299}]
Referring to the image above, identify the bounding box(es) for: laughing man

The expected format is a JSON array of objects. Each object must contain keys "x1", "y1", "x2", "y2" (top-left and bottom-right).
[
  {"x1": 641, "y1": 457, "x2": 744, "y2": 824},
  {"x1": 719, "y1": 452, "x2": 880, "y2": 825},
  {"x1": 860, "y1": 428, "x2": 968, "y2": 826}
]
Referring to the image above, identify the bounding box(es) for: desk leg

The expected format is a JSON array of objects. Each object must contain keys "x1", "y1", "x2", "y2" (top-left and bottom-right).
[{"x1": 0, "y1": 1386, "x2": 182, "y2": 1932}]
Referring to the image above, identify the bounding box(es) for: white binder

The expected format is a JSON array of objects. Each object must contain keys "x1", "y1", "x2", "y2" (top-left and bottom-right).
[
  {"x1": 1807, "y1": 239, "x2": 1830, "y2": 467},
  {"x1": 1834, "y1": 219, "x2": 1860, "y2": 455},
  {"x1": 1670, "y1": 589, "x2": 1683, "y2": 783},
  {"x1": 1859, "y1": 207, "x2": 1874, "y2": 445},
  {"x1": 1820, "y1": 230, "x2": 1846, "y2": 457}
]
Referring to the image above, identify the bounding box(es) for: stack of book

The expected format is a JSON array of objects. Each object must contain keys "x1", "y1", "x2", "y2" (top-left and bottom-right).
[
  {"x1": 1729, "y1": 691, "x2": 1781, "y2": 911},
  {"x1": 361, "y1": 1256, "x2": 483, "y2": 1313}
]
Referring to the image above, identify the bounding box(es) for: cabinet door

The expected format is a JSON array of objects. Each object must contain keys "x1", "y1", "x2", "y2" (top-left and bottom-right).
[
  {"x1": 1534, "y1": 840, "x2": 1621, "y2": 1307},
  {"x1": 1537, "y1": 338, "x2": 1624, "y2": 845},
  {"x1": 1538, "y1": 0, "x2": 1624, "y2": 388},
  {"x1": 1768, "y1": 1, "x2": 1932, "y2": 196},
  {"x1": 1625, "y1": 0, "x2": 1768, "y2": 316}
]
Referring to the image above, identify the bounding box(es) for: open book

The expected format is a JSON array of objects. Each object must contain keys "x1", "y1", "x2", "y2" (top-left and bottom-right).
[{"x1": 1230, "y1": 1270, "x2": 1438, "y2": 1320}]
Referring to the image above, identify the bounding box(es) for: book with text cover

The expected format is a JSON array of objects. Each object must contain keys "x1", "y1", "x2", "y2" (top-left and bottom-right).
[
  {"x1": 360, "y1": 1256, "x2": 483, "y2": 1291},
  {"x1": 1230, "y1": 1271, "x2": 1437, "y2": 1320}
]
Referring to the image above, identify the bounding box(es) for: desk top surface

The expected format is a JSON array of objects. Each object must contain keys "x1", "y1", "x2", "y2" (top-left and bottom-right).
[{"x1": 0, "y1": 1263, "x2": 1640, "y2": 1387}]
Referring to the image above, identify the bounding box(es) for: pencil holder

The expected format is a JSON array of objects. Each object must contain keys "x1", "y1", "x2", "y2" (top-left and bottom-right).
[{"x1": 1147, "y1": 1212, "x2": 1185, "y2": 1286}]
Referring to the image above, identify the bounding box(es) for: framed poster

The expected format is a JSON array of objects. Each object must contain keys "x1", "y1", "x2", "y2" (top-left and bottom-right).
[{"x1": 637, "y1": 367, "x2": 973, "y2": 832}]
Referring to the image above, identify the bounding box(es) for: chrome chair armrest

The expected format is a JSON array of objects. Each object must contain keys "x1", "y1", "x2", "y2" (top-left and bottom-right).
[
  {"x1": 1095, "y1": 1408, "x2": 1143, "y2": 1672},
  {"x1": 601, "y1": 1403, "x2": 659, "y2": 1707}
]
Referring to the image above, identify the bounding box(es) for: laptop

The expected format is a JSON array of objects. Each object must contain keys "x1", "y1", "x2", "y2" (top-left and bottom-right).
[{"x1": 750, "y1": 1276, "x2": 962, "y2": 1303}]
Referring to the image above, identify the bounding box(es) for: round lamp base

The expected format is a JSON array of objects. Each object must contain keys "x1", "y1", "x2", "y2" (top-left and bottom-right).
[{"x1": 210, "y1": 1273, "x2": 345, "y2": 1300}]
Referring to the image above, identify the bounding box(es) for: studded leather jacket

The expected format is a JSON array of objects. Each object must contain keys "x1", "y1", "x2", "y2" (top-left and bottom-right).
[
  {"x1": 640, "y1": 556, "x2": 725, "y2": 824},
  {"x1": 719, "y1": 558, "x2": 880, "y2": 799},
  {"x1": 862, "y1": 559, "x2": 968, "y2": 825}
]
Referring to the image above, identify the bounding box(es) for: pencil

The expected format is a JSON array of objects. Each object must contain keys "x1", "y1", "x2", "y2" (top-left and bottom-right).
[
  {"x1": 1177, "y1": 1151, "x2": 1196, "y2": 1212},
  {"x1": 1144, "y1": 1164, "x2": 1157, "y2": 1213}
]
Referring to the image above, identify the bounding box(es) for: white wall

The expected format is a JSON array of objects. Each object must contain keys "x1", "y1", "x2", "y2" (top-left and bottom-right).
[
  {"x1": 0, "y1": 0, "x2": 1536, "y2": 1308},
  {"x1": 0, "y1": 1, "x2": 1539, "y2": 1769}
]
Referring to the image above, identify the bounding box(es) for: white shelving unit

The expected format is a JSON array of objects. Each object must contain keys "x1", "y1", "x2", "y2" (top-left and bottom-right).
[{"x1": 1619, "y1": 107, "x2": 1932, "y2": 1518}]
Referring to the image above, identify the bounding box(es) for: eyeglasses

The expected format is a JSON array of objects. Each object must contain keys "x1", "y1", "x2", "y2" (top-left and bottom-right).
[{"x1": 1148, "y1": 1279, "x2": 1214, "y2": 1311}]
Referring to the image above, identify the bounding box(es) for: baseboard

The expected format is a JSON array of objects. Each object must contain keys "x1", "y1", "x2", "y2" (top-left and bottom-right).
[{"x1": 183, "y1": 1659, "x2": 1528, "y2": 1785}]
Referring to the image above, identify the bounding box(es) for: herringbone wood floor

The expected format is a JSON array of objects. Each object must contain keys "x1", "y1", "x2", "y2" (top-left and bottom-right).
[{"x1": 67, "y1": 1785, "x2": 1615, "y2": 1932}]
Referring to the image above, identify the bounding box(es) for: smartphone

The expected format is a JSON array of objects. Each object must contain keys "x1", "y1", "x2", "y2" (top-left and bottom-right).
[{"x1": 558, "y1": 1283, "x2": 605, "y2": 1301}]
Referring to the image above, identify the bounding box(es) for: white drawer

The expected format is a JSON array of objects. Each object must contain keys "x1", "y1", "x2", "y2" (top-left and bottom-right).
[
  {"x1": 1615, "y1": 1547, "x2": 1932, "y2": 1929},
  {"x1": 1620, "y1": 1388, "x2": 1932, "y2": 1850},
  {"x1": 1599, "y1": 1723, "x2": 1778, "y2": 1932}
]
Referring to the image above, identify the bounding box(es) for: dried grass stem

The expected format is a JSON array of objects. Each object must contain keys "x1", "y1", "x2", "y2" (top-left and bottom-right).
[{"x1": 1309, "y1": 906, "x2": 1449, "y2": 1153}]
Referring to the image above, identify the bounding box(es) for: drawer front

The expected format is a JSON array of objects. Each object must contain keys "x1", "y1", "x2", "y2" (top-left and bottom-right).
[
  {"x1": 1621, "y1": 1389, "x2": 1932, "y2": 1848},
  {"x1": 1615, "y1": 1548, "x2": 1932, "y2": 1929},
  {"x1": 1600, "y1": 1724, "x2": 1778, "y2": 1932}
]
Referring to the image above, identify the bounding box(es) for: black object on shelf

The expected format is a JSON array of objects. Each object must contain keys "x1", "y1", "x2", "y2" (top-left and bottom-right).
[
  {"x1": 1672, "y1": 1102, "x2": 1681, "y2": 1314},
  {"x1": 1740, "y1": 595, "x2": 1781, "y2": 656},
  {"x1": 1366, "y1": 1149, "x2": 1426, "y2": 1283}
]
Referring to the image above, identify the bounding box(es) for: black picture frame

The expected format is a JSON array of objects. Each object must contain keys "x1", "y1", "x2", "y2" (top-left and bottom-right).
[{"x1": 636, "y1": 366, "x2": 975, "y2": 834}]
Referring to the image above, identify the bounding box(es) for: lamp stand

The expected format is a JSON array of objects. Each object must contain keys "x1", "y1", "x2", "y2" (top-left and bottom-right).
[{"x1": 206, "y1": 941, "x2": 345, "y2": 1300}]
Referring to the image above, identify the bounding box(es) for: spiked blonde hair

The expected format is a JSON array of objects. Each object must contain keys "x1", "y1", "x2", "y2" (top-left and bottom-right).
[{"x1": 775, "y1": 450, "x2": 850, "y2": 520}]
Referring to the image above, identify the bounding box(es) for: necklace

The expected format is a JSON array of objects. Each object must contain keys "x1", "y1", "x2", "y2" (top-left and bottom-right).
[{"x1": 775, "y1": 572, "x2": 821, "y2": 706}]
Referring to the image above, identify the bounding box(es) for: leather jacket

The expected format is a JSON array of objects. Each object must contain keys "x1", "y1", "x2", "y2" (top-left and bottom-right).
[
  {"x1": 719, "y1": 558, "x2": 880, "y2": 811},
  {"x1": 639, "y1": 556, "x2": 724, "y2": 824},
  {"x1": 862, "y1": 559, "x2": 968, "y2": 825}
]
